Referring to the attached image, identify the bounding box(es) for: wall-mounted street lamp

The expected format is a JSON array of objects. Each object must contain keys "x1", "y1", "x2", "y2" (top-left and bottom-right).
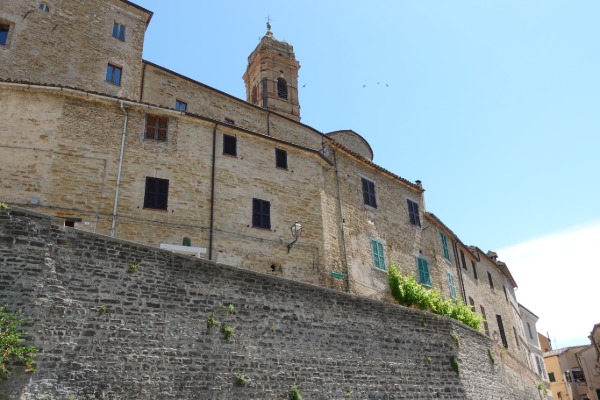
[{"x1": 287, "y1": 221, "x2": 302, "y2": 253}]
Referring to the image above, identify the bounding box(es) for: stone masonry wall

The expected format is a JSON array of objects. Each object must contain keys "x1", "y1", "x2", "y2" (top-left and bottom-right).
[{"x1": 0, "y1": 208, "x2": 541, "y2": 399}]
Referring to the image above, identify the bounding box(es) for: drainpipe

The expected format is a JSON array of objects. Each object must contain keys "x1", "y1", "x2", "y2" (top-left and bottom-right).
[
  {"x1": 111, "y1": 101, "x2": 128, "y2": 237},
  {"x1": 333, "y1": 150, "x2": 350, "y2": 292},
  {"x1": 453, "y1": 240, "x2": 467, "y2": 303},
  {"x1": 208, "y1": 123, "x2": 218, "y2": 260}
]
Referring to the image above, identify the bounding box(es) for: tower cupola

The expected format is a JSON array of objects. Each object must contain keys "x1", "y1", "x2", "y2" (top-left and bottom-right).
[{"x1": 243, "y1": 22, "x2": 301, "y2": 121}]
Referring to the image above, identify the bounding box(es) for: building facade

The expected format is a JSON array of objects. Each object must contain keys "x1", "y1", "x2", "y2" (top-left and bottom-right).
[{"x1": 0, "y1": 0, "x2": 543, "y2": 380}]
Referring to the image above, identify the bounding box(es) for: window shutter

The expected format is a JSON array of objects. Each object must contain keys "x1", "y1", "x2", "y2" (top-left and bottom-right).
[{"x1": 418, "y1": 258, "x2": 431, "y2": 286}]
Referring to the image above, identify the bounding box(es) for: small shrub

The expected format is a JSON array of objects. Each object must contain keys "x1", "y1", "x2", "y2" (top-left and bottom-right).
[
  {"x1": 450, "y1": 356, "x2": 460, "y2": 376},
  {"x1": 450, "y1": 332, "x2": 460, "y2": 347},
  {"x1": 98, "y1": 305, "x2": 107, "y2": 316},
  {"x1": 0, "y1": 202, "x2": 10, "y2": 212},
  {"x1": 488, "y1": 348, "x2": 495, "y2": 364},
  {"x1": 207, "y1": 314, "x2": 220, "y2": 329},
  {"x1": 127, "y1": 263, "x2": 138, "y2": 273},
  {"x1": 426, "y1": 356, "x2": 432, "y2": 364},
  {"x1": 537, "y1": 383, "x2": 548, "y2": 396},
  {"x1": 221, "y1": 324, "x2": 235, "y2": 341},
  {"x1": 234, "y1": 372, "x2": 250, "y2": 386},
  {"x1": 289, "y1": 385, "x2": 303, "y2": 400},
  {"x1": 388, "y1": 265, "x2": 483, "y2": 331},
  {"x1": 228, "y1": 304, "x2": 235, "y2": 315},
  {"x1": 0, "y1": 306, "x2": 38, "y2": 376},
  {"x1": 344, "y1": 390, "x2": 354, "y2": 398}
]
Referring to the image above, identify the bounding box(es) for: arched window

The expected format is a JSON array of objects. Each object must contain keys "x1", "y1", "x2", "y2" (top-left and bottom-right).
[
  {"x1": 277, "y1": 78, "x2": 288, "y2": 99},
  {"x1": 38, "y1": 3, "x2": 50, "y2": 12}
]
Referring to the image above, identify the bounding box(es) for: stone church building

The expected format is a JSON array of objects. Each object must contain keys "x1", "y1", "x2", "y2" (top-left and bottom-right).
[{"x1": 0, "y1": 0, "x2": 549, "y2": 393}]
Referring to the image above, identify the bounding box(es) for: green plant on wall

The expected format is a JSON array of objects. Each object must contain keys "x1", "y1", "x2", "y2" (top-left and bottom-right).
[
  {"x1": 537, "y1": 383, "x2": 548, "y2": 397},
  {"x1": 0, "y1": 305, "x2": 38, "y2": 376},
  {"x1": 227, "y1": 304, "x2": 235, "y2": 315},
  {"x1": 127, "y1": 263, "x2": 138, "y2": 273},
  {"x1": 221, "y1": 324, "x2": 235, "y2": 341},
  {"x1": 450, "y1": 356, "x2": 460, "y2": 376},
  {"x1": 388, "y1": 264, "x2": 484, "y2": 331},
  {"x1": 207, "y1": 313, "x2": 220, "y2": 329},
  {"x1": 488, "y1": 348, "x2": 495, "y2": 364},
  {"x1": 289, "y1": 385, "x2": 303, "y2": 400},
  {"x1": 234, "y1": 372, "x2": 250, "y2": 386},
  {"x1": 450, "y1": 332, "x2": 460, "y2": 347},
  {"x1": 0, "y1": 202, "x2": 10, "y2": 211},
  {"x1": 98, "y1": 305, "x2": 107, "y2": 316}
]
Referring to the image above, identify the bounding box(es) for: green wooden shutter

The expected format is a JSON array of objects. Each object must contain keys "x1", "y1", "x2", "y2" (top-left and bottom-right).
[
  {"x1": 371, "y1": 240, "x2": 385, "y2": 271},
  {"x1": 440, "y1": 232, "x2": 450, "y2": 261},
  {"x1": 447, "y1": 272, "x2": 457, "y2": 298},
  {"x1": 417, "y1": 258, "x2": 431, "y2": 286}
]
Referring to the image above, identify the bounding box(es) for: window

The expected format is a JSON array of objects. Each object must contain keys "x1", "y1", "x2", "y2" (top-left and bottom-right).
[
  {"x1": 224, "y1": 118, "x2": 235, "y2": 125},
  {"x1": 223, "y1": 134, "x2": 237, "y2": 156},
  {"x1": 175, "y1": 100, "x2": 187, "y2": 112},
  {"x1": 252, "y1": 198, "x2": 270, "y2": 229},
  {"x1": 277, "y1": 78, "x2": 288, "y2": 99},
  {"x1": 527, "y1": 322, "x2": 533, "y2": 339},
  {"x1": 503, "y1": 286, "x2": 509, "y2": 301},
  {"x1": 371, "y1": 240, "x2": 385, "y2": 271},
  {"x1": 460, "y1": 249, "x2": 467, "y2": 270},
  {"x1": 468, "y1": 297, "x2": 475, "y2": 311},
  {"x1": 1, "y1": 25, "x2": 11, "y2": 46},
  {"x1": 145, "y1": 115, "x2": 168, "y2": 141},
  {"x1": 471, "y1": 260, "x2": 478, "y2": 280},
  {"x1": 251, "y1": 86, "x2": 258, "y2": 104},
  {"x1": 440, "y1": 232, "x2": 450, "y2": 261},
  {"x1": 143, "y1": 177, "x2": 169, "y2": 210},
  {"x1": 487, "y1": 271, "x2": 494, "y2": 289},
  {"x1": 112, "y1": 22, "x2": 126, "y2": 41},
  {"x1": 407, "y1": 199, "x2": 420, "y2": 227},
  {"x1": 361, "y1": 178, "x2": 377, "y2": 208},
  {"x1": 38, "y1": 3, "x2": 50, "y2": 12},
  {"x1": 447, "y1": 272, "x2": 457, "y2": 298},
  {"x1": 105, "y1": 63, "x2": 122, "y2": 85},
  {"x1": 513, "y1": 327, "x2": 520, "y2": 348},
  {"x1": 480, "y1": 305, "x2": 489, "y2": 336},
  {"x1": 496, "y1": 315, "x2": 508, "y2": 348},
  {"x1": 571, "y1": 370, "x2": 585, "y2": 383},
  {"x1": 275, "y1": 149, "x2": 288, "y2": 169},
  {"x1": 417, "y1": 258, "x2": 432, "y2": 286},
  {"x1": 548, "y1": 372, "x2": 555, "y2": 382},
  {"x1": 535, "y1": 355, "x2": 547, "y2": 379}
]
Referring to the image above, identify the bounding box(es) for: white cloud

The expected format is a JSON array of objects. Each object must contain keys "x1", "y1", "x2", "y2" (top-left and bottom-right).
[{"x1": 498, "y1": 221, "x2": 600, "y2": 349}]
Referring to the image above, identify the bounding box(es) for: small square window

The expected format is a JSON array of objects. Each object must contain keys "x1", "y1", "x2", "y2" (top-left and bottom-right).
[
  {"x1": 224, "y1": 118, "x2": 235, "y2": 125},
  {"x1": 252, "y1": 198, "x2": 270, "y2": 229},
  {"x1": 407, "y1": 199, "x2": 420, "y2": 227},
  {"x1": 106, "y1": 63, "x2": 122, "y2": 85},
  {"x1": 0, "y1": 25, "x2": 10, "y2": 46},
  {"x1": 371, "y1": 239, "x2": 386, "y2": 271},
  {"x1": 548, "y1": 372, "x2": 555, "y2": 382},
  {"x1": 112, "y1": 22, "x2": 126, "y2": 41},
  {"x1": 275, "y1": 149, "x2": 287, "y2": 169},
  {"x1": 417, "y1": 257, "x2": 431, "y2": 286},
  {"x1": 145, "y1": 115, "x2": 168, "y2": 141},
  {"x1": 223, "y1": 134, "x2": 237, "y2": 156},
  {"x1": 38, "y1": 3, "x2": 50, "y2": 12},
  {"x1": 175, "y1": 100, "x2": 187, "y2": 112},
  {"x1": 361, "y1": 178, "x2": 377, "y2": 208},
  {"x1": 144, "y1": 177, "x2": 169, "y2": 210}
]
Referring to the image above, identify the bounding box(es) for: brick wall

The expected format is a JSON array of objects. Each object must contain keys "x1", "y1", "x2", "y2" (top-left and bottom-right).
[{"x1": 0, "y1": 208, "x2": 541, "y2": 399}]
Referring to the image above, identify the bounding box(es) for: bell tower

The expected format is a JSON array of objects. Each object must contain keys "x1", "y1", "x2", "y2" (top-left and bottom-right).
[{"x1": 243, "y1": 21, "x2": 301, "y2": 121}]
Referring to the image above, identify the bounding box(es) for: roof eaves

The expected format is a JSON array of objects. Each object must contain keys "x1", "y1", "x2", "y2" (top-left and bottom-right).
[{"x1": 328, "y1": 141, "x2": 423, "y2": 193}]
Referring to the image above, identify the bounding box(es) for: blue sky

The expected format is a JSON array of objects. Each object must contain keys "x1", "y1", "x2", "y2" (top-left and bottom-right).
[{"x1": 135, "y1": 1, "x2": 600, "y2": 346}]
